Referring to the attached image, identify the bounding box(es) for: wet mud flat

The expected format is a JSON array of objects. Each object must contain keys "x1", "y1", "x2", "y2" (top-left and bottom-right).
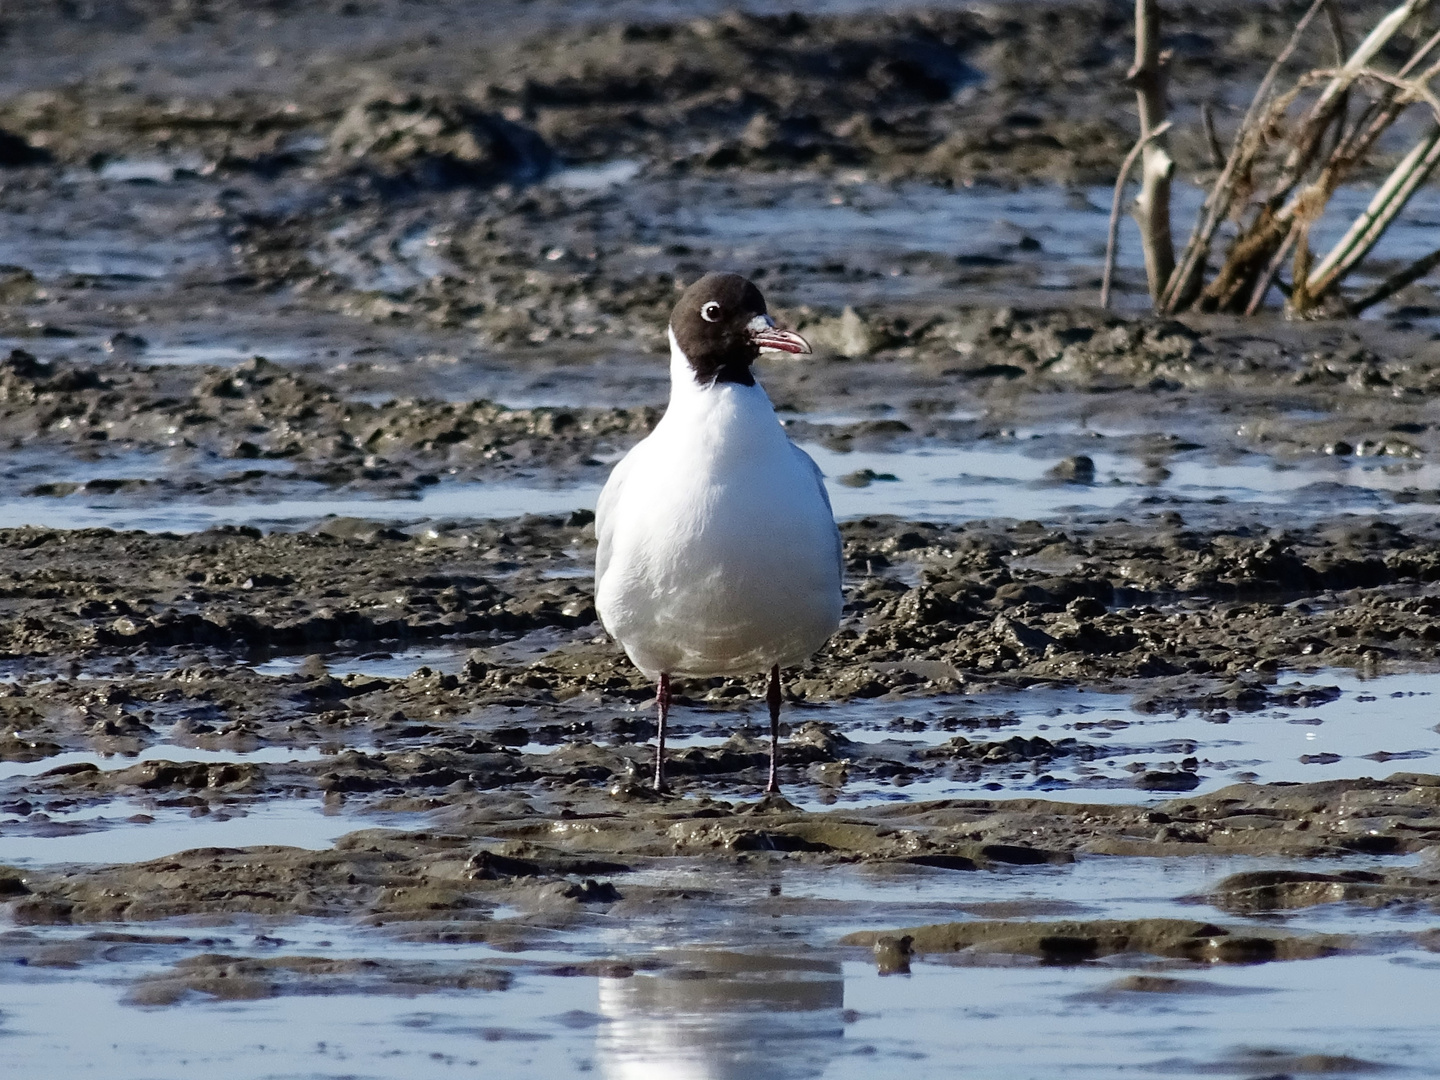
[
  {"x1": 6, "y1": 509, "x2": 1440, "y2": 1076},
  {"x1": 6, "y1": 0, "x2": 1440, "y2": 1076}
]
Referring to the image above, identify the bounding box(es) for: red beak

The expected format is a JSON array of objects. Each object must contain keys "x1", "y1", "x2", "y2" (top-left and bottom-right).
[{"x1": 751, "y1": 324, "x2": 812, "y2": 355}]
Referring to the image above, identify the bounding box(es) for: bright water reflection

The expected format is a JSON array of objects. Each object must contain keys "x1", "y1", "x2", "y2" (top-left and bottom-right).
[
  {"x1": 251, "y1": 645, "x2": 470, "y2": 679},
  {"x1": 806, "y1": 441, "x2": 1440, "y2": 521},
  {"x1": 0, "y1": 923, "x2": 1435, "y2": 1079},
  {"x1": 0, "y1": 482, "x2": 600, "y2": 532},
  {"x1": 597, "y1": 952, "x2": 845, "y2": 1080}
]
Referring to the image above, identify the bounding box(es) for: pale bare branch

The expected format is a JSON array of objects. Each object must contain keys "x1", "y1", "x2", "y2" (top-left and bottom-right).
[
  {"x1": 1101, "y1": 120, "x2": 1174, "y2": 309},
  {"x1": 1128, "y1": 0, "x2": 1174, "y2": 302}
]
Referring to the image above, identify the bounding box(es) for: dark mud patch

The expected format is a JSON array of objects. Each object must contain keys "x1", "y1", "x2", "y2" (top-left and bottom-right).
[
  {"x1": 1199, "y1": 867, "x2": 1440, "y2": 914},
  {"x1": 1152, "y1": 1050, "x2": 1395, "y2": 1076},
  {"x1": 842, "y1": 916, "x2": 1352, "y2": 964},
  {"x1": 9, "y1": 771, "x2": 1440, "y2": 926},
  {"x1": 1083, "y1": 973, "x2": 1270, "y2": 997},
  {"x1": 0, "y1": 350, "x2": 653, "y2": 489},
  {"x1": 124, "y1": 951, "x2": 514, "y2": 1007},
  {"x1": 0, "y1": 0, "x2": 1405, "y2": 187},
  {"x1": 7, "y1": 516, "x2": 1440, "y2": 823},
  {"x1": 9, "y1": 512, "x2": 1440, "y2": 690}
]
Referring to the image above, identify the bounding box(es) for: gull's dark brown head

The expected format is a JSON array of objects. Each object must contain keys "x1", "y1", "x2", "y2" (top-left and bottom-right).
[{"x1": 670, "y1": 272, "x2": 811, "y2": 387}]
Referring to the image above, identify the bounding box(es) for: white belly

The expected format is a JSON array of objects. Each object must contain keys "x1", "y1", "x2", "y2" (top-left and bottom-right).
[{"x1": 595, "y1": 390, "x2": 842, "y2": 680}]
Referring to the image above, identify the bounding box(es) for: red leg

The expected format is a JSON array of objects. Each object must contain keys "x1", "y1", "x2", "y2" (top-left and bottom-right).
[
  {"x1": 654, "y1": 672, "x2": 671, "y2": 793},
  {"x1": 766, "y1": 664, "x2": 782, "y2": 794}
]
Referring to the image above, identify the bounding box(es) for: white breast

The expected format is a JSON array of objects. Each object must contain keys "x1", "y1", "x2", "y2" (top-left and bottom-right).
[{"x1": 595, "y1": 334, "x2": 843, "y2": 679}]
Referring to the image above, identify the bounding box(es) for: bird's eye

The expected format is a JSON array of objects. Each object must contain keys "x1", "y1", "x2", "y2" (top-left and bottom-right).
[{"x1": 700, "y1": 301, "x2": 721, "y2": 322}]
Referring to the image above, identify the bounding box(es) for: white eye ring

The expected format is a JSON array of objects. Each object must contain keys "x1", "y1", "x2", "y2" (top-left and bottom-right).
[{"x1": 700, "y1": 301, "x2": 721, "y2": 322}]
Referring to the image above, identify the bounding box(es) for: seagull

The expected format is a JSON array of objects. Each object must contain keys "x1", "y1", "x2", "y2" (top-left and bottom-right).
[{"x1": 595, "y1": 272, "x2": 844, "y2": 795}]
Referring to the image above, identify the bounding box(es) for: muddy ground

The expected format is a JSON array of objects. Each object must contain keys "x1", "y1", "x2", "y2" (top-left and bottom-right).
[{"x1": 3, "y1": 0, "x2": 1440, "y2": 1068}]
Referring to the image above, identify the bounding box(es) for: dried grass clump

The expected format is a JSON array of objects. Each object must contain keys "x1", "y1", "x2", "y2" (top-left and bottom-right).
[{"x1": 1106, "y1": 0, "x2": 1440, "y2": 317}]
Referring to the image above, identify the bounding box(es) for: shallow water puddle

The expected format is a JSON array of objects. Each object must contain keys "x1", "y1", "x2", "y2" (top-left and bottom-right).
[
  {"x1": 807, "y1": 441, "x2": 1440, "y2": 522},
  {"x1": 0, "y1": 480, "x2": 604, "y2": 532},
  {"x1": 134, "y1": 342, "x2": 307, "y2": 367},
  {"x1": 661, "y1": 179, "x2": 1121, "y2": 307},
  {"x1": 3, "y1": 435, "x2": 1434, "y2": 533},
  {"x1": 249, "y1": 627, "x2": 585, "y2": 680},
  {"x1": 548, "y1": 158, "x2": 646, "y2": 190},
  {"x1": 0, "y1": 798, "x2": 385, "y2": 868},
  {"x1": 250, "y1": 645, "x2": 473, "y2": 680},
  {"x1": 0, "y1": 445, "x2": 300, "y2": 496},
  {"x1": 633, "y1": 175, "x2": 1440, "y2": 311},
  {"x1": 4, "y1": 948, "x2": 1433, "y2": 1079},
  {"x1": 600, "y1": 669, "x2": 1440, "y2": 809},
  {"x1": 624, "y1": 852, "x2": 1429, "y2": 935},
  {"x1": 0, "y1": 744, "x2": 328, "y2": 782},
  {"x1": 831, "y1": 953, "x2": 1440, "y2": 1079},
  {"x1": 0, "y1": 189, "x2": 227, "y2": 286},
  {"x1": 2, "y1": 854, "x2": 1438, "y2": 1079}
]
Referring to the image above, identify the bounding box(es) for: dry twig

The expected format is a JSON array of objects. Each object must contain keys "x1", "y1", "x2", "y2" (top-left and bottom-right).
[
  {"x1": 1160, "y1": 0, "x2": 1331, "y2": 312},
  {"x1": 1306, "y1": 123, "x2": 1440, "y2": 302},
  {"x1": 1155, "y1": 0, "x2": 1440, "y2": 316},
  {"x1": 1346, "y1": 247, "x2": 1440, "y2": 313},
  {"x1": 1199, "y1": 103, "x2": 1224, "y2": 168}
]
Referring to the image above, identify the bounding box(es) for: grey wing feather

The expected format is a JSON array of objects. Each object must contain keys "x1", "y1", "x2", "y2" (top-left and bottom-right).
[
  {"x1": 793, "y1": 443, "x2": 844, "y2": 584},
  {"x1": 594, "y1": 448, "x2": 638, "y2": 591}
]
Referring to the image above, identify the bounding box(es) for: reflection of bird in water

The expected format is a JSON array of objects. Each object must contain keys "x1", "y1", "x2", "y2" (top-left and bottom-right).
[
  {"x1": 595, "y1": 273, "x2": 844, "y2": 795},
  {"x1": 596, "y1": 950, "x2": 845, "y2": 1080}
]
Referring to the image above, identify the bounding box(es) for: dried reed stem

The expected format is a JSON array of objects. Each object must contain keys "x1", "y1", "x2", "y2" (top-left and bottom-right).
[
  {"x1": 1199, "y1": 102, "x2": 1224, "y2": 168},
  {"x1": 1160, "y1": 0, "x2": 1331, "y2": 312},
  {"x1": 1306, "y1": 123, "x2": 1440, "y2": 300},
  {"x1": 1146, "y1": 0, "x2": 1440, "y2": 316},
  {"x1": 1347, "y1": 246, "x2": 1440, "y2": 313}
]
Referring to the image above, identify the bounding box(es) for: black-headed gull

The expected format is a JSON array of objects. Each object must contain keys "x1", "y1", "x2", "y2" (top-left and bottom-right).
[{"x1": 595, "y1": 272, "x2": 844, "y2": 794}]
